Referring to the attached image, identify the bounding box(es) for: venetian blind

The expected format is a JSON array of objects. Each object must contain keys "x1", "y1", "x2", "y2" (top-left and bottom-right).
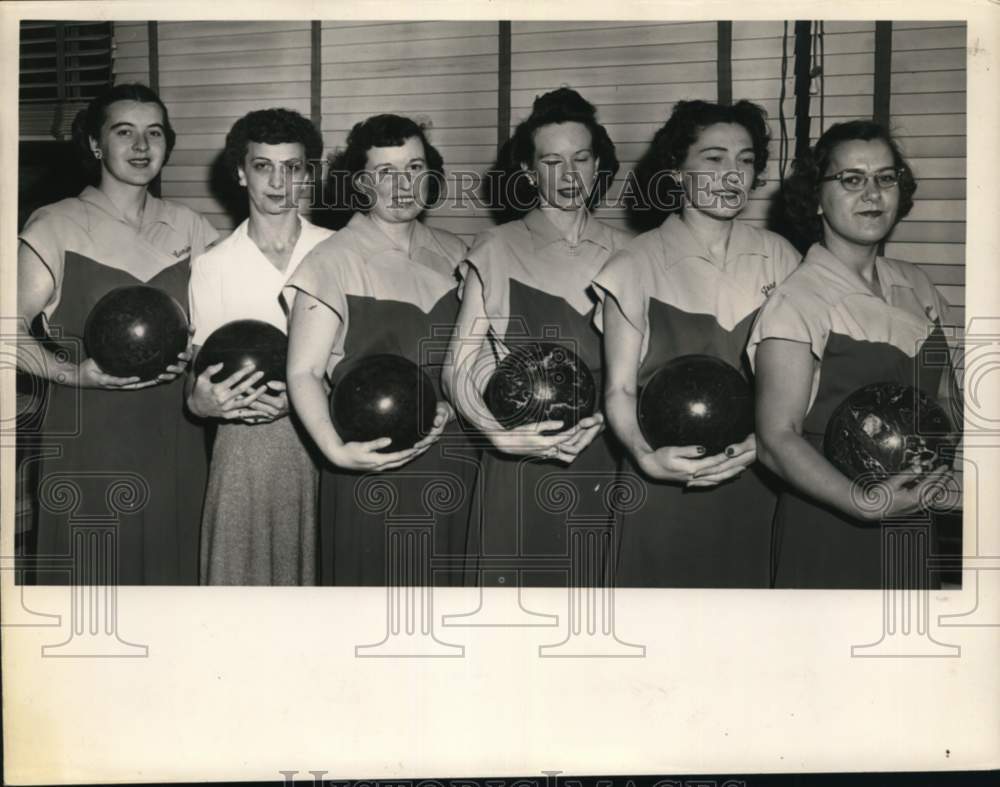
[{"x1": 20, "y1": 21, "x2": 115, "y2": 140}]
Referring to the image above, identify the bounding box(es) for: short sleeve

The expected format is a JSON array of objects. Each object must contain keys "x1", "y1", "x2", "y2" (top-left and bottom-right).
[
  {"x1": 282, "y1": 239, "x2": 349, "y2": 323},
  {"x1": 188, "y1": 255, "x2": 224, "y2": 346},
  {"x1": 591, "y1": 248, "x2": 648, "y2": 337},
  {"x1": 432, "y1": 226, "x2": 469, "y2": 268},
  {"x1": 191, "y1": 214, "x2": 221, "y2": 258},
  {"x1": 459, "y1": 228, "x2": 505, "y2": 319},
  {"x1": 746, "y1": 288, "x2": 830, "y2": 372},
  {"x1": 908, "y1": 261, "x2": 954, "y2": 328},
  {"x1": 769, "y1": 233, "x2": 803, "y2": 284},
  {"x1": 18, "y1": 205, "x2": 75, "y2": 293}
]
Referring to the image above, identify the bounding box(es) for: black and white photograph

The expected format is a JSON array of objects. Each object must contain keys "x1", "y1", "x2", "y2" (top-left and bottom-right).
[{"x1": 2, "y1": 1, "x2": 998, "y2": 784}]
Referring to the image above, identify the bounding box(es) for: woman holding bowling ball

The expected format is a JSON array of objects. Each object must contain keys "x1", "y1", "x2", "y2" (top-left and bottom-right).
[
  {"x1": 593, "y1": 100, "x2": 801, "y2": 588},
  {"x1": 749, "y1": 120, "x2": 958, "y2": 589},
  {"x1": 16, "y1": 83, "x2": 218, "y2": 585},
  {"x1": 187, "y1": 109, "x2": 333, "y2": 586},
  {"x1": 285, "y1": 114, "x2": 473, "y2": 586},
  {"x1": 443, "y1": 88, "x2": 632, "y2": 589}
]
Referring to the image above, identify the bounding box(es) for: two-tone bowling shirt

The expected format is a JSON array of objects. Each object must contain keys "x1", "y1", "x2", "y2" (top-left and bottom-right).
[
  {"x1": 746, "y1": 242, "x2": 956, "y2": 438},
  {"x1": 593, "y1": 212, "x2": 801, "y2": 382}
]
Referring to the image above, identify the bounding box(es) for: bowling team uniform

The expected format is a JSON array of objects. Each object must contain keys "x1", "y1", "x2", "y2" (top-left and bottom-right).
[
  {"x1": 189, "y1": 217, "x2": 333, "y2": 586},
  {"x1": 592, "y1": 213, "x2": 800, "y2": 588},
  {"x1": 747, "y1": 243, "x2": 956, "y2": 589},
  {"x1": 460, "y1": 208, "x2": 632, "y2": 588},
  {"x1": 284, "y1": 212, "x2": 475, "y2": 586},
  {"x1": 19, "y1": 186, "x2": 218, "y2": 585}
]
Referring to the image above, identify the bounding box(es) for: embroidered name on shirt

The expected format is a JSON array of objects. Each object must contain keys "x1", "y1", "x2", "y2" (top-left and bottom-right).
[
  {"x1": 172, "y1": 245, "x2": 192, "y2": 259},
  {"x1": 761, "y1": 281, "x2": 776, "y2": 297}
]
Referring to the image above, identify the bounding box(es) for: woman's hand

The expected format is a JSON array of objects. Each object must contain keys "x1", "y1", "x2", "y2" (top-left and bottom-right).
[
  {"x1": 154, "y1": 347, "x2": 193, "y2": 384},
  {"x1": 853, "y1": 464, "x2": 956, "y2": 522},
  {"x1": 546, "y1": 413, "x2": 605, "y2": 463},
  {"x1": 412, "y1": 401, "x2": 455, "y2": 450},
  {"x1": 635, "y1": 443, "x2": 734, "y2": 485},
  {"x1": 187, "y1": 363, "x2": 267, "y2": 420},
  {"x1": 687, "y1": 433, "x2": 757, "y2": 488},
  {"x1": 328, "y1": 437, "x2": 431, "y2": 473},
  {"x1": 487, "y1": 413, "x2": 603, "y2": 463},
  {"x1": 243, "y1": 381, "x2": 290, "y2": 425},
  {"x1": 77, "y1": 357, "x2": 164, "y2": 390}
]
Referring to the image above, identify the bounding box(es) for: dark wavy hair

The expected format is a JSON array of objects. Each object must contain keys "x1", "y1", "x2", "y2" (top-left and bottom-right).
[
  {"x1": 629, "y1": 99, "x2": 771, "y2": 231},
  {"x1": 486, "y1": 87, "x2": 620, "y2": 221},
  {"x1": 782, "y1": 119, "x2": 917, "y2": 245},
  {"x1": 223, "y1": 108, "x2": 325, "y2": 185},
  {"x1": 325, "y1": 114, "x2": 445, "y2": 216},
  {"x1": 71, "y1": 83, "x2": 176, "y2": 182}
]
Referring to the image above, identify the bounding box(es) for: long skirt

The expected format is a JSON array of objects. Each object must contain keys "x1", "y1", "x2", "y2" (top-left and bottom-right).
[{"x1": 200, "y1": 416, "x2": 318, "y2": 585}]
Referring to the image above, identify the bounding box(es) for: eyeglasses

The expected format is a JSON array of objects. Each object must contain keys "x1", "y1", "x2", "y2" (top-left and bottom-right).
[{"x1": 820, "y1": 168, "x2": 903, "y2": 192}]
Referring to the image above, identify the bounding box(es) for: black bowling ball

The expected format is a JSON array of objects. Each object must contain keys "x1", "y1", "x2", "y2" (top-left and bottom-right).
[
  {"x1": 824, "y1": 381, "x2": 956, "y2": 481},
  {"x1": 484, "y1": 341, "x2": 597, "y2": 433},
  {"x1": 84, "y1": 285, "x2": 189, "y2": 381},
  {"x1": 194, "y1": 319, "x2": 288, "y2": 383},
  {"x1": 638, "y1": 354, "x2": 753, "y2": 455},
  {"x1": 331, "y1": 354, "x2": 437, "y2": 452}
]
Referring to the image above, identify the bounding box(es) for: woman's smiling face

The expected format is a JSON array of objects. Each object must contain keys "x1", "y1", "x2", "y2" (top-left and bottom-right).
[
  {"x1": 363, "y1": 136, "x2": 429, "y2": 224},
  {"x1": 818, "y1": 138, "x2": 901, "y2": 248},
  {"x1": 90, "y1": 100, "x2": 168, "y2": 188},
  {"x1": 677, "y1": 121, "x2": 756, "y2": 220}
]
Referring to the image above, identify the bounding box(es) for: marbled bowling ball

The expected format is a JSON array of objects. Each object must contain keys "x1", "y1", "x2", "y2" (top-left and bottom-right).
[
  {"x1": 638, "y1": 354, "x2": 754, "y2": 456},
  {"x1": 824, "y1": 382, "x2": 956, "y2": 481},
  {"x1": 84, "y1": 285, "x2": 189, "y2": 381},
  {"x1": 331, "y1": 354, "x2": 437, "y2": 452},
  {"x1": 484, "y1": 342, "x2": 596, "y2": 433},
  {"x1": 194, "y1": 319, "x2": 288, "y2": 384}
]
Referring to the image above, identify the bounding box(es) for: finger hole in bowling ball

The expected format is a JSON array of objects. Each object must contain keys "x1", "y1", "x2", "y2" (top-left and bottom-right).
[{"x1": 84, "y1": 285, "x2": 190, "y2": 381}]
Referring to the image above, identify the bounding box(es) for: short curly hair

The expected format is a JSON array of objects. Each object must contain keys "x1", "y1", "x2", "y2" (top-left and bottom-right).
[
  {"x1": 325, "y1": 114, "x2": 446, "y2": 214},
  {"x1": 223, "y1": 108, "x2": 325, "y2": 185},
  {"x1": 629, "y1": 99, "x2": 771, "y2": 230},
  {"x1": 782, "y1": 120, "x2": 917, "y2": 245},
  {"x1": 70, "y1": 83, "x2": 176, "y2": 181}
]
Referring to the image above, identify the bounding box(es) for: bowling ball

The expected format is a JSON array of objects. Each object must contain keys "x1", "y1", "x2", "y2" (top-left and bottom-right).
[
  {"x1": 484, "y1": 341, "x2": 597, "y2": 433},
  {"x1": 84, "y1": 285, "x2": 189, "y2": 381},
  {"x1": 331, "y1": 354, "x2": 437, "y2": 452},
  {"x1": 824, "y1": 382, "x2": 956, "y2": 481},
  {"x1": 638, "y1": 354, "x2": 754, "y2": 455},
  {"x1": 193, "y1": 319, "x2": 288, "y2": 384}
]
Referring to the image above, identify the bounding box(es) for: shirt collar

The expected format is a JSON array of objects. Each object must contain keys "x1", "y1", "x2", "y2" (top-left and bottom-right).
[
  {"x1": 804, "y1": 243, "x2": 914, "y2": 297},
  {"x1": 657, "y1": 212, "x2": 767, "y2": 267},
  {"x1": 347, "y1": 211, "x2": 439, "y2": 259},
  {"x1": 523, "y1": 208, "x2": 612, "y2": 253},
  {"x1": 79, "y1": 185, "x2": 173, "y2": 229},
  {"x1": 235, "y1": 215, "x2": 327, "y2": 264}
]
